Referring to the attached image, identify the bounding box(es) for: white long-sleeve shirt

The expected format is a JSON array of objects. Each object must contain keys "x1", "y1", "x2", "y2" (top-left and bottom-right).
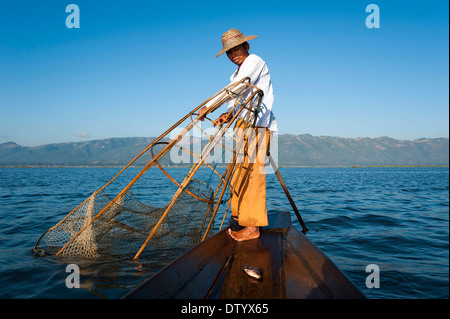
[{"x1": 226, "y1": 54, "x2": 277, "y2": 132}]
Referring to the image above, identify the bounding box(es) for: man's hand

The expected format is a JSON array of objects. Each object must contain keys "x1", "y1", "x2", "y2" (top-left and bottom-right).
[
  {"x1": 197, "y1": 107, "x2": 231, "y2": 126},
  {"x1": 197, "y1": 106, "x2": 208, "y2": 121},
  {"x1": 214, "y1": 112, "x2": 232, "y2": 127}
]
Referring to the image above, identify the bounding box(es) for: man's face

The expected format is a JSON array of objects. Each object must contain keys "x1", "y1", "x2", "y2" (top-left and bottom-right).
[{"x1": 226, "y1": 43, "x2": 249, "y2": 66}]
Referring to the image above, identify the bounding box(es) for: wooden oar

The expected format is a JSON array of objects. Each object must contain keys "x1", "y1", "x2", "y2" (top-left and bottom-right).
[{"x1": 268, "y1": 154, "x2": 309, "y2": 234}]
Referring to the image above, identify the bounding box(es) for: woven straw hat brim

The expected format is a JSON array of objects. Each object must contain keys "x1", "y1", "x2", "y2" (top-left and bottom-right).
[{"x1": 216, "y1": 35, "x2": 257, "y2": 58}]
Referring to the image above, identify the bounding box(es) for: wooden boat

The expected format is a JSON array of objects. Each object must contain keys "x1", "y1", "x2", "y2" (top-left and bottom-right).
[{"x1": 123, "y1": 211, "x2": 365, "y2": 299}]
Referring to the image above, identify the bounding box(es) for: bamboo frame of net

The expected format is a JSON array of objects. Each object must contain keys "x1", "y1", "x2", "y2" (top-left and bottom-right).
[{"x1": 33, "y1": 77, "x2": 308, "y2": 260}]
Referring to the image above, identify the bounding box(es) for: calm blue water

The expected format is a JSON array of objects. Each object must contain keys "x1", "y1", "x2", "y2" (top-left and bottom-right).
[{"x1": 0, "y1": 167, "x2": 448, "y2": 299}]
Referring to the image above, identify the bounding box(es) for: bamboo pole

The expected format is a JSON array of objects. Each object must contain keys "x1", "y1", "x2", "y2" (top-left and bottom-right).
[
  {"x1": 55, "y1": 130, "x2": 186, "y2": 256},
  {"x1": 42, "y1": 80, "x2": 244, "y2": 254},
  {"x1": 132, "y1": 87, "x2": 262, "y2": 260},
  {"x1": 200, "y1": 160, "x2": 235, "y2": 241},
  {"x1": 268, "y1": 154, "x2": 309, "y2": 234},
  {"x1": 54, "y1": 79, "x2": 252, "y2": 257},
  {"x1": 150, "y1": 142, "x2": 224, "y2": 204},
  {"x1": 200, "y1": 92, "x2": 260, "y2": 240}
]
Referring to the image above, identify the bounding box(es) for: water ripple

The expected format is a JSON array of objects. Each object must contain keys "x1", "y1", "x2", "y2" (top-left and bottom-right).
[{"x1": 0, "y1": 167, "x2": 448, "y2": 299}]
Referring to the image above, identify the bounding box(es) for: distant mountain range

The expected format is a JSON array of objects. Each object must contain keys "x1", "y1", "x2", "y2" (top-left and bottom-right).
[{"x1": 0, "y1": 135, "x2": 448, "y2": 166}]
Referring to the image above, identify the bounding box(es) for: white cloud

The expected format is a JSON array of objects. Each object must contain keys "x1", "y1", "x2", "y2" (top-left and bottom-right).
[{"x1": 73, "y1": 132, "x2": 90, "y2": 139}]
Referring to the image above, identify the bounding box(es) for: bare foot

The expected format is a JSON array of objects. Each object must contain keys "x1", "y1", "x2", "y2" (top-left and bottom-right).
[{"x1": 228, "y1": 227, "x2": 260, "y2": 242}]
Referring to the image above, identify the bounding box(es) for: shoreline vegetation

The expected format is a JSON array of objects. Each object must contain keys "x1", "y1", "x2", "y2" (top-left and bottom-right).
[{"x1": 2, "y1": 136, "x2": 448, "y2": 167}]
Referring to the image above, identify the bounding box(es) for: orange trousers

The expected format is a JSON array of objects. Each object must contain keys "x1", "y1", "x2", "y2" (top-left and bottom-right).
[{"x1": 230, "y1": 120, "x2": 271, "y2": 227}]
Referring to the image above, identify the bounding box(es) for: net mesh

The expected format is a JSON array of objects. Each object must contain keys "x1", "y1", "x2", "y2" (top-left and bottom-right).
[{"x1": 34, "y1": 179, "x2": 214, "y2": 258}]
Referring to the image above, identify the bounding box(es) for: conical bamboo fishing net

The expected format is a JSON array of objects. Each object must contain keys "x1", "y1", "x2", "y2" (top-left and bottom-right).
[
  {"x1": 33, "y1": 78, "x2": 257, "y2": 259},
  {"x1": 33, "y1": 77, "x2": 308, "y2": 260}
]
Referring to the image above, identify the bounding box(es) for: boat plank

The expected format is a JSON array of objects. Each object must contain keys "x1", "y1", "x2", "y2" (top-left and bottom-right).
[
  {"x1": 283, "y1": 237, "x2": 329, "y2": 298},
  {"x1": 217, "y1": 232, "x2": 286, "y2": 299},
  {"x1": 124, "y1": 229, "x2": 234, "y2": 299},
  {"x1": 124, "y1": 212, "x2": 365, "y2": 299},
  {"x1": 284, "y1": 226, "x2": 365, "y2": 299}
]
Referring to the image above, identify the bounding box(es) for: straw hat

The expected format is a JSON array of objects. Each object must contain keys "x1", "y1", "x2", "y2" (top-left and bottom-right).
[{"x1": 216, "y1": 28, "x2": 257, "y2": 58}]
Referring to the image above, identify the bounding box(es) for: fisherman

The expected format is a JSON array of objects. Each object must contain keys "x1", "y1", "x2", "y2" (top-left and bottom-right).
[{"x1": 199, "y1": 28, "x2": 277, "y2": 241}]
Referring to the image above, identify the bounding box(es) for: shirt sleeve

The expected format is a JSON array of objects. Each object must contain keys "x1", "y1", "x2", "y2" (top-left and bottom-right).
[
  {"x1": 226, "y1": 55, "x2": 264, "y2": 113},
  {"x1": 231, "y1": 55, "x2": 264, "y2": 85}
]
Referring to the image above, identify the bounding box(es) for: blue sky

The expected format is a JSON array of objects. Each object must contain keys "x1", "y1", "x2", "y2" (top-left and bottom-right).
[{"x1": 0, "y1": 0, "x2": 448, "y2": 146}]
